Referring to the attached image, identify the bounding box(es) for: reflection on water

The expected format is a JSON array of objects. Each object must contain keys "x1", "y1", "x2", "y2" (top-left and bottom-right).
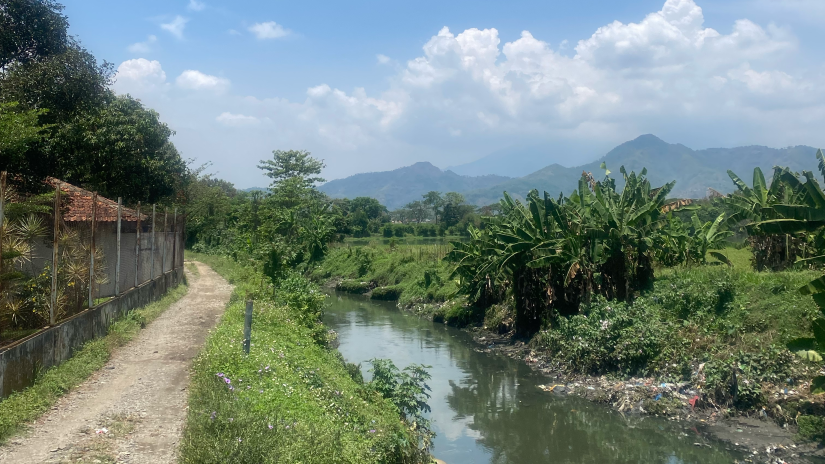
[{"x1": 324, "y1": 293, "x2": 742, "y2": 464}]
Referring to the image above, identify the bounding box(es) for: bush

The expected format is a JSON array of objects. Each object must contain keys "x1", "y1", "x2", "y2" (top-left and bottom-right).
[
  {"x1": 371, "y1": 286, "x2": 403, "y2": 301},
  {"x1": 336, "y1": 279, "x2": 371, "y2": 294}
]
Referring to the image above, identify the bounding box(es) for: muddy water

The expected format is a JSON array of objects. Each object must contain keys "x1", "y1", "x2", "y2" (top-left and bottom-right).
[{"x1": 324, "y1": 292, "x2": 743, "y2": 464}]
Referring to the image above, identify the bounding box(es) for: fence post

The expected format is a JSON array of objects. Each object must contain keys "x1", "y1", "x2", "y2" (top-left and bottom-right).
[
  {"x1": 89, "y1": 193, "x2": 97, "y2": 308},
  {"x1": 172, "y1": 207, "x2": 177, "y2": 271},
  {"x1": 0, "y1": 172, "x2": 6, "y2": 295},
  {"x1": 50, "y1": 182, "x2": 61, "y2": 325},
  {"x1": 162, "y1": 207, "x2": 168, "y2": 274},
  {"x1": 115, "y1": 197, "x2": 122, "y2": 296},
  {"x1": 243, "y1": 300, "x2": 253, "y2": 354},
  {"x1": 135, "y1": 202, "x2": 141, "y2": 288},
  {"x1": 151, "y1": 204, "x2": 156, "y2": 280}
]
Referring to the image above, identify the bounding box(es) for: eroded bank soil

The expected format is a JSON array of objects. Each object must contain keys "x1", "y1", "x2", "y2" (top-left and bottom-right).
[{"x1": 0, "y1": 261, "x2": 232, "y2": 464}]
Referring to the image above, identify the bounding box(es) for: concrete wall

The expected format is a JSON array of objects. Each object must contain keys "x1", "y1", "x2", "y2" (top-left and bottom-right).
[{"x1": 0, "y1": 267, "x2": 184, "y2": 399}]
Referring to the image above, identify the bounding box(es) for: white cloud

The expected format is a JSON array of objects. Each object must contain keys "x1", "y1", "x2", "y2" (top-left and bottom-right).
[
  {"x1": 112, "y1": 58, "x2": 167, "y2": 94},
  {"x1": 127, "y1": 35, "x2": 157, "y2": 54},
  {"x1": 228, "y1": 29, "x2": 241, "y2": 36},
  {"x1": 187, "y1": 0, "x2": 205, "y2": 11},
  {"x1": 109, "y1": 0, "x2": 825, "y2": 188},
  {"x1": 176, "y1": 70, "x2": 231, "y2": 93},
  {"x1": 161, "y1": 16, "x2": 189, "y2": 39},
  {"x1": 376, "y1": 54, "x2": 391, "y2": 64},
  {"x1": 248, "y1": 21, "x2": 291, "y2": 40},
  {"x1": 216, "y1": 112, "x2": 260, "y2": 126}
]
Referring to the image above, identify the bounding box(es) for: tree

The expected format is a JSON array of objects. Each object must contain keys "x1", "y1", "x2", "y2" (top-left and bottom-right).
[
  {"x1": 0, "y1": 0, "x2": 69, "y2": 69},
  {"x1": 258, "y1": 149, "x2": 325, "y2": 188},
  {"x1": 422, "y1": 191, "x2": 443, "y2": 224},
  {"x1": 349, "y1": 196, "x2": 387, "y2": 221},
  {"x1": 0, "y1": 101, "x2": 47, "y2": 165},
  {"x1": 405, "y1": 200, "x2": 427, "y2": 223}
]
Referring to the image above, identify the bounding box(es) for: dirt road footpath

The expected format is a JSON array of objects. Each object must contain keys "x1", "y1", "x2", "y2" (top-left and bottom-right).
[{"x1": 0, "y1": 261, "x2": 232, "y2": 463}]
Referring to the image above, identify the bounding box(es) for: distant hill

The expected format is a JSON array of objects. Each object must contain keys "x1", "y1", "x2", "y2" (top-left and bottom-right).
[
  {"x1": 447, "y1": 145, "x2": 563, "y2": 178},
  {"x1": 318, "y1": 162, "x2": 510, "y2": 210},
  {"x1": 463, "y1": 135, "x2": 821, "y2": 205},
  {"x1": 319, "y1": 136, "x2": 821, "y2": 209}
]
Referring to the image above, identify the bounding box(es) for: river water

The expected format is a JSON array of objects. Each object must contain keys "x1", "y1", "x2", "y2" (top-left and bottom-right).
[{"x1": 324, "y1": 292, "x2": 743, "y2": 464}]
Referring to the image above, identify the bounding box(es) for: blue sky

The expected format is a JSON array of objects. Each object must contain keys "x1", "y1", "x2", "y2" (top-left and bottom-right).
[{"x1": 62, "y1": 0, "x2": 825, "y2": 187}]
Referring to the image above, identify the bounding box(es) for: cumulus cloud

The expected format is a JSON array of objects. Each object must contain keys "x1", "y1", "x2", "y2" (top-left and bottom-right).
[
  {"x1": 127, "y1": 35, "x2": 157, "y2": 54},
  {"x1": 161, "y1": 16, "x2": 188, "y2": 39},
  {"x1": 376, "y1": 54, "x2": 391, "y2": 64},
  {"x1": 176, "y1": 70, "x2": 230, "y2": 93},
  {"x1": 112, "y1": 58, "x2": 167, "y2": 94},
  {"x1": 111, "y1": 0, "x2": 825, "y2": 186},
  {"x1": 187, "y1": 0, "x2": 206, "y2": 11},
  {"x1": 248, "y1": 21, "x2": 291, "y2": 39},
  {"x1": 216, "y1": 112, "x2": 260, "y2": 126}
]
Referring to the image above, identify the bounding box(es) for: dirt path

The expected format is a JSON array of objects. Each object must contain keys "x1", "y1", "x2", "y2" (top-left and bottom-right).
[{"x1": 0, "y1": 261, "x2": 231, "y2": 464}]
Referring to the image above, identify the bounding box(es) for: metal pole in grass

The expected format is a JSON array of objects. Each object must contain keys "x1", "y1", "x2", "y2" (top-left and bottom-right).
[
  {"x1": 243, "y1": 300, "x2": 253, "y2": 354},
  {"x1": 89, "y1": 193, "x2": 97, "y2": 308},
  {"x1": 50, "y1": 182, "x2": 61, "y2": 325},
  {"x1": 115, "y1": 197, "x2": 122, "y2": 296},
  {"x1": 135, "y1": 202, "x2": 141, "y2": 288}
]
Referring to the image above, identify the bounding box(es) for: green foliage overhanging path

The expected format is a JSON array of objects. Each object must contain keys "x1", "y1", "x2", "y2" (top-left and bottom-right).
[{"x1": 0, "y1": 263, "x2": 231, "y2": 463}]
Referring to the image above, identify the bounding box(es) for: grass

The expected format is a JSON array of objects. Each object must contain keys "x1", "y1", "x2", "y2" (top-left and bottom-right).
[
  {"x1": 311, "y1": 243, "x2": 457, "y2": 307},
  {"x1": 0, "y1": 279, "x2": 189, "y2": 442},
  {"x1": 186, "y1": 261, "x2": 200, "y2": 276},
  {"x1": 180, "y1": 252, "x2": 422, "y2": 463}
]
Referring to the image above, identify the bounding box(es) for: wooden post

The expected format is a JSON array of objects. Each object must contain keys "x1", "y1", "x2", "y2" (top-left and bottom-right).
[
  {"x1": 89, "y1": 193, "x2": 97, "y2": 308},
  {"x1": 151, "y1": 205, "x2": 156, "y2": 279},
  {"x1": 135, "y1": 202, "x2": 141, "y2": 288},
  {"x1": 115, "y1": 197, "x2": 122, "y2": 296},
  {"x1": 162, "y1": 207, "x2": 168, "y2": 274},
  {"x1": 50, "y1": 182, "x2": 61, "y2": 325},
  {"x1": 172, "y1": 207, "x2": 177, "y2": 270},
  {"x1": 243, "y1": 300, "x2": 253, "y2": 354}
]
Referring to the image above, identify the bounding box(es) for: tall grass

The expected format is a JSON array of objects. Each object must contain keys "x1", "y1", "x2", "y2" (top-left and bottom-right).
[{"x1": 180, "y1": 253, "x2": 423, "y2": 464}]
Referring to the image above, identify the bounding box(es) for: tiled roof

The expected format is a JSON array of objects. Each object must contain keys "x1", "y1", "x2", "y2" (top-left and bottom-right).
[{"x1": 45, "y1": 178, "x2": 144, "y2": 223}]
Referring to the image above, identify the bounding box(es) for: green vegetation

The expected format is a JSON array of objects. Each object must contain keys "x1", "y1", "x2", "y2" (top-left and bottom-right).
[
  {"x1": 180, "y1": 253, "x2": 432, "y2": 463},
  {"x1": 0, "y1": 280, "x2": 188, "y2": 442},
  {"x1": 312, "y1": 244, "x2": 456, "y2": 308},
  {"x1": 0, "y1": 0, "x2": 187, "y2": 202}
]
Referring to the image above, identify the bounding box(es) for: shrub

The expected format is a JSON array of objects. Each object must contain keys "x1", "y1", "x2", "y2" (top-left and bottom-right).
[
  {"x1": 336, "y1": 279, "x2": 371, "y2": 294},
  {"x1": 371, "y1": 286, "x2": 403, "y2": 301}
]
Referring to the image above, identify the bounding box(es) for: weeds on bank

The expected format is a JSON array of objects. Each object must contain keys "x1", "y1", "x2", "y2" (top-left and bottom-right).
[
  {"x1": 180, "y1": 253, "x2": 431, "y2": 464},
  {"x1": 0, "y1": 281, "x2": 188, "y2": 442}
]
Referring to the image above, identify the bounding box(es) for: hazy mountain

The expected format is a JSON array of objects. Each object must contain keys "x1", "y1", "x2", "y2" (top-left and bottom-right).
[
  {"x1": 447, "y1": 145, "x2": 565, "y2": 178},
  {"x1": 318, "y1": 162, "x2": 510, "y2": 209},
  {"x1": 463, "y1": 135, "x2": 821, "y2": 205}
]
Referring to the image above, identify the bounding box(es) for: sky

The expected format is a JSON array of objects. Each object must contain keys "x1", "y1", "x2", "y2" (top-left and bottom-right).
[{"x1": 62, "y1": 0, "x2": 825, "y2": 188}]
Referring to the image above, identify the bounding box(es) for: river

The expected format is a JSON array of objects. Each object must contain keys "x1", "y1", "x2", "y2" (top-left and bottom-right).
[{"x1": 324, "y1": 292, "x2": 743, "y2": 464}]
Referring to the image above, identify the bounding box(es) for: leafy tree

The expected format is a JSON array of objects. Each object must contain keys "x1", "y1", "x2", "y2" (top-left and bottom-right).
[
  {"x1": 405, "y1": 200, "x2": 427, "y2": 223},
  {"x1": 0, "y1": 101, "x2": 47, "y2": 164},
  {"x1": 0, "y1": 0, "x2": 69, "y2": 69},
  {"x1": 349, "y1": 196, "x2": 387, "y2": 221},
  {"x1": 422, "y1": 191, "x2": 443, "y2": 224},
  {"x1": 258, "y1": 149, "x2": 325, "y2": 188}
]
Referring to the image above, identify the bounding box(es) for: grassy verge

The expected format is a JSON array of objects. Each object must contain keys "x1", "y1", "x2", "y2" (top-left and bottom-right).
[
  {"x1": 180, "y1": 252, "x2": 424, "y2": 463},
  {"x1": 311, "y1": 243, "x2": 456, "y2": 308},
  {"x1": 0, "y1": 279, "x2": 189, "y2": 442}
]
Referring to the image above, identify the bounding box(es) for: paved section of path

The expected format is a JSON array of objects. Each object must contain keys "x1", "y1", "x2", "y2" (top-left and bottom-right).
[{"x1": 0, "y1": 262, "x2": 231, "y2": 463}]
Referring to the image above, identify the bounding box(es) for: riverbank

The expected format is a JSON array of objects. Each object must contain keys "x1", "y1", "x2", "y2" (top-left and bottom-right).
[
  {"x1": 180, "y1": 253, "x2": 430, "y2": 464},
  {"x1": 315, "y1": 243, "x2": 825, "y2": 461}
]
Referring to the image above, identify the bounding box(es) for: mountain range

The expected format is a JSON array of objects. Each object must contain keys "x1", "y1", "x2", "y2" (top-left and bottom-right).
[{"x1": 319, "y1": 135, "x2": 822, "y2": 209}]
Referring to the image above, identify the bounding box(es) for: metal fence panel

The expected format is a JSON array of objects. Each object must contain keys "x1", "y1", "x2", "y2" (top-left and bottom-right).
[{"x1": 0, "y1": 173, "x2": 185, "y2": 347}]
